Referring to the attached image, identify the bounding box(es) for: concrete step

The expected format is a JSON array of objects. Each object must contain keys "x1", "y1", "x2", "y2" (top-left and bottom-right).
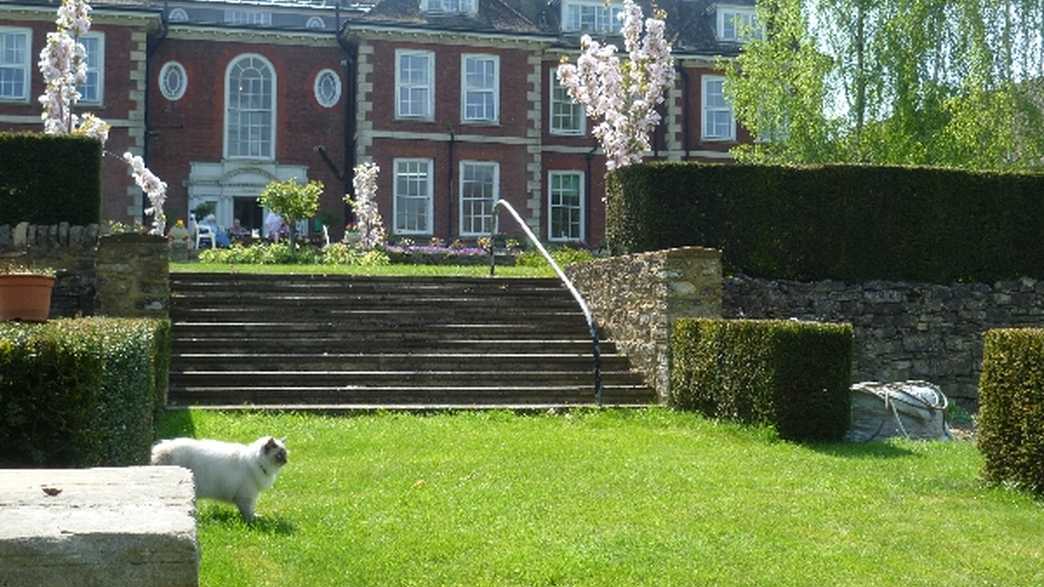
[
  {"x1": 170, "y1": 353, "x2": 623, "y2": 371},
  {"x1": 171, "y1": 322, "x2": 596, "y2": 336},
  {"x1": 166, "y1": 403, "x2": 651, "y2": 412},
  {"x1": 170, "y1": 370, "x2": 642, "y2": 386},
  {"x1": 170, "y1": 274, "x2": 562, "y2": 290},
  {"x1": 172, "y1": 339, "x2": 614, "y2": 354},
  {"x1": 168, "y1": 384, "x2": 653, "y2": 406},
  {"x1": 170, "y1": 308, "x2": 587, "y2": 324}
]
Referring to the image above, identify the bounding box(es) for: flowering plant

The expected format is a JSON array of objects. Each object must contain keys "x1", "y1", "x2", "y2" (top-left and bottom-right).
[
  {"x1": 556, "y1": 0, "x2": 675, "y2": 170},
  {"x1": 38, "y1": 0, "x2": 167, "y2": 235},
  {"x1": 0, "y1": 265, "x2": 57, "y2": 278},
  {"x1": 346, "y1": 162, "x2": 386, "y2": 250}
]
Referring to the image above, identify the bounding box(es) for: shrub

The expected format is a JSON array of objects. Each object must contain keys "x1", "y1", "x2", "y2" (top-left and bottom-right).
[
  {"x1": 516, "y1": 247, "x2": 595, "y2": 268},
  {"x1": 197, "y1": 242, "x2": 390, "y2": 267},
  {"x1": 978, "y1": 328, "x2": 1044, "y2": 495},
  {"x1": 258, "y1": 179, "x2": 323, "y2": 251},
  {"x1": 670, "y1": 318, "x2": 853, "y2": 441},
  {"x1": 0, "y1": 318, "x2": 170, "y2": 467},
  {"x1": 607, "y1": 162, "x2": 1044, "y2": 283},
  {"x1": 0, "y1": 132, "x2": 102, "y2": 225}
]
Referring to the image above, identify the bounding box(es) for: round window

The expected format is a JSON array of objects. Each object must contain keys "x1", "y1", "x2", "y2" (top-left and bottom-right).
[
  {"x1": 314, "y1": 69, "x2": 341, "y2": 108},
  {"x1": 159, "y1": 61, "x2": 187, "y2": 101}
]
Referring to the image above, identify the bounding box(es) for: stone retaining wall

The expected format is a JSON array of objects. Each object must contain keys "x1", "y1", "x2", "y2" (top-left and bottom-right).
[
  {"x1": 566, "y1": 247, "x2": 722, "y2": 401},
  {"x1": 0, "y1": 223, "x2": 169, "y2": 318},
  {"x1": 724, "y1": 274, "x2": 1044, "y2": 406}
]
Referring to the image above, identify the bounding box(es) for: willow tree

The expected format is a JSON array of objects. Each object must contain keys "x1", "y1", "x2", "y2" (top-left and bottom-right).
[{"x1": 725, "y1": 0, "x2": 1044, "y2": 170}]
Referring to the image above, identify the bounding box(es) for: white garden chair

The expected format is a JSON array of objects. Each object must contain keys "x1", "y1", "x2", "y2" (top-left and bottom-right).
[{"x1": 196, "y1": 224, "x2": 216, "y2": 249}]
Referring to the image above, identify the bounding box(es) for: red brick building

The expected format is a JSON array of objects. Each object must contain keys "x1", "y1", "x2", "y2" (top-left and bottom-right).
[{"x1": 0, "y1": 0, "x2": 755, "y2": 245}]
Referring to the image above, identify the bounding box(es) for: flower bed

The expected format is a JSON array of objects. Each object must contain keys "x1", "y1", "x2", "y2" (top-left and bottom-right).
[{"x1": 385, "y1": 244, "x2": 516, "y2": 266}]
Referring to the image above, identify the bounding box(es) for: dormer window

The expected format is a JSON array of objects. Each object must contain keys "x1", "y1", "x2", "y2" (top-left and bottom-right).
[
  {"x1": 562, "y1": 0, "x2": 624, "y2": 34},
  {"x1": 717, "y1": 6, "x2": 761, "y2": 42},
  {"x1": 421, "y1": 0, "x2": 476, "y2": 15}
]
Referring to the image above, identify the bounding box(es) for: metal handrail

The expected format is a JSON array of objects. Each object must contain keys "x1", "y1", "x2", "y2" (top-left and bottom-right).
[{"x1": 488, "y1": 200, "x2": 603, "y2": 406}]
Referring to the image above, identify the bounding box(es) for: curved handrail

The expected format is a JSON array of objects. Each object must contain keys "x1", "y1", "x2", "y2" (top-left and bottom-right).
[{"x1": 488, "y1": 199, "x2": 603, "y2": 406}]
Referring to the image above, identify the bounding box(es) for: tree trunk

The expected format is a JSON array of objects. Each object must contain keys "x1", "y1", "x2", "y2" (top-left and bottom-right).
[{"x1": 288, "y1": 221, "x2": 297, "y2": 252}]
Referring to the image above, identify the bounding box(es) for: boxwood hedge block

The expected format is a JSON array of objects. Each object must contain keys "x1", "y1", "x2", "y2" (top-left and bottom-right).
[
  {"x1": 607, "y1": 162, "x2": 1044, "y2": 283},
  {"x1": 978, "y1": 329, "x2": 1044, "y2": 495},
  {"x1": 0, "y1": 132, "x2": 102, "y2": 226},
  {"x1": 0, "y1": 318, "x2": 170, "y2": 467},
  {"x1": 670, "y1": 319, "x2": 853, "y2": 441}
]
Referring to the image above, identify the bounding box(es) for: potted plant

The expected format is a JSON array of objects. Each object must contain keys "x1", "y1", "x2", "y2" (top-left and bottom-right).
[{"x1": 0, "y1": 266, "x2": 57, "y2": 322}]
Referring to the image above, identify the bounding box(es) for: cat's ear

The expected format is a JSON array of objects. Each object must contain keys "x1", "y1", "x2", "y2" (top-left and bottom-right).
[{"x1": 264, "y1": 437, "x2": 277, "y2": 450}]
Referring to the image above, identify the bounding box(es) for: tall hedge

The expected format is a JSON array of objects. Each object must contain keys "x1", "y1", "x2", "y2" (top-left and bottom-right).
[
  {"x1": 0, "y1": 132, "x2": 102, "y2": 226},
  {"x1": 978, "y1": 328, "x2": 1044, "y2": 495},
  {"x1": 0, "y1": 318, "x2": 170, "y2": 467},
  {"x1": 607, "y1": 163, "x2": 1044, "y2": 283},
  {"x1": 670, "y1": 319, "x2": 853, "y2": 441}
]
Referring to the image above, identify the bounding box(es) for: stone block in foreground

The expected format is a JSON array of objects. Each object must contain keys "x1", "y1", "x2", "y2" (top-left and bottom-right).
[{"x1": 0, "y1": 466, "x2": 198, "y2": 587}]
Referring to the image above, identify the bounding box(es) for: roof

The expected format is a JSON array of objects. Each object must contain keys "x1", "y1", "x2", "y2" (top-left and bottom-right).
[{"x1": 353, "y1": 0, "x2": 758, "y2": 55}]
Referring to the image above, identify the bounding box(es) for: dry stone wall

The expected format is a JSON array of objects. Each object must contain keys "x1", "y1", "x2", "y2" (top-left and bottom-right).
[
  {"x1": 724, "y1": 274, "x2": 1044, "y2": 406},
  {"x1": 0, "y1": 222, "x2": 169, "y2": 318},
  {"x1": 566, "y1": 247, "x2": 722, "y2": 401}
]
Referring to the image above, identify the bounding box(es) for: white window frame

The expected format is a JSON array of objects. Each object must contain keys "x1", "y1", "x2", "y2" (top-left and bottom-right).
[
  {"x1": 305, "y1": 16, "x2": 325, "y2": 30},
  {"x1": 701, "y1": 75, "x2": 735, "y2": 142},
  {"x1": 421, "y1": 0, "x2": 477, "y2": 15},
  {"x1": 395, "y1": 49, "x2": 435, "y2": 121},
  {"x1": 717, "y1": 6, "x2": 760, "y2": 42},
  {"x1": 393, "y1": 158, "x2": 434, "y2": 235},
  {"x1": 224, "y1": 9, "x2": 272, "y2": 26},
  {"x1": 548, "y1": 170, "x2": 585, "y2": 243},
  {"x1": 313, "y1": 68, "x2": 341, "y2": 108},
  {"x1": 549, "y1": 66, "x2": 585, "y2": 136},
  {"x1": 159, "y1": 61, "x2": 188, "y2": 101},
  {"x1": 460, "y1": 54, "x2": 499, "y2": 124},
  {"x1": 78, "y1": 32, "x2": 104, "y2": 105},
  {"x1": 168, "y1": 8, "x2": 189, "y2": 22},
  {"x1": 224, "y1": 53, "x2": 277, "y2": 161},
  {"x1": 0, "y1": 27, "x2": 32, "y2": 103},
  {"x1": 458, "y1": 160, "x2": 500, "y2": 237},
  {"x1": 561, "y1": 0, "x2": 624, "y2": 34}
]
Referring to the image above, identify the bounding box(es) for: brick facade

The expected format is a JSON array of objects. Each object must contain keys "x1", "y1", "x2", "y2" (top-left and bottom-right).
[{"x1": 0, "y1": 0, "x2": 753, "y2": 247}]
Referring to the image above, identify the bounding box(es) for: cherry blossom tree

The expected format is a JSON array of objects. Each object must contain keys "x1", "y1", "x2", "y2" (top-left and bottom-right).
[
  {"x1": 347, "y1": 162, "x2": 387, "y2": 250},
  {"x1": 556, "y1": 0, "x2": 676, "y2": 171},
  {"x1": 38, "y1": 0, "x2": 167, "y2": 235}
]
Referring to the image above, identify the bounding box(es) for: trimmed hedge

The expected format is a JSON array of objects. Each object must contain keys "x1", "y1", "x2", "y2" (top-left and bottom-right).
[
  {"x1": 0, "y1": 318, "x2": 170, "y2": 467},
  {"x1": 607, "y1": 163, "x2": 1044, "y2": 283},
  {"x1": 670, "y1": 319, "x2": 853, "y2": 441},
  {"x1": 0, "y1": 132, "x2": 102, "y2": 225},
  {"x1": 978, "y1": 329, "x2": 1044, "y2": 495}
]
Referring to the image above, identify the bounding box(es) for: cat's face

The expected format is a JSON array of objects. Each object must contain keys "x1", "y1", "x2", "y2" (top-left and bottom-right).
[{"x1": 261, "y1": 436, "x2": 289, "y2": 468}]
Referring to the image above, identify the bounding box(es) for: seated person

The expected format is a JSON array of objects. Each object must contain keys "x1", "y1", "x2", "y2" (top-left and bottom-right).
[
  {"x1": 264, "y1": 211, "x2": 285, "y2": 242},
  {"x1": 168, "y1": 219, "x2": 191, "y2": 245},
  {"x1": 200, "y1": 214, "x2": 231, "y2": 248},
  {"x1": 229, "y1": 218, "x2": 251, "y2": 242}
]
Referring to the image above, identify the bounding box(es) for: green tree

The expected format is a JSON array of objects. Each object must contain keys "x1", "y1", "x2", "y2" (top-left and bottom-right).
[
  {"x1": 725, "y1": 0, "x2": 1044, "y2": 170},
  {"x1": 258, "y1": 178, "x2": 323, "y2": 251}
]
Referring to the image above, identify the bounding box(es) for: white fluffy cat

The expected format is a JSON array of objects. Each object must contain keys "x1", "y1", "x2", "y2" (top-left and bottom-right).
[{"x1": 151, "y1": 436, "x2": 288, "y2": 521}]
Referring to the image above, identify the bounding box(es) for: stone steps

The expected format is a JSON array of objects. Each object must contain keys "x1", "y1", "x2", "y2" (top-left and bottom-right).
[{"x1": 168, "y1": 273, "x2": 654, "y2": 408}]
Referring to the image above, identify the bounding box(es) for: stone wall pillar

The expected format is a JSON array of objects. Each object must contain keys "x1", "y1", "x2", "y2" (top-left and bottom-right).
[
  {"x1": 566, "y1": 246, "x2": 723, "y2": 402},
  {"x1": 96, "y1": 234, "x2": 169, "y2": 317}
]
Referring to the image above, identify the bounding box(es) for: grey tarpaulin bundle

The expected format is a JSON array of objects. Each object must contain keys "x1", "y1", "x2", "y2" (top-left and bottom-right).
[{"x1": 846, "y1": 380, "x2": 951, "y2": 442}]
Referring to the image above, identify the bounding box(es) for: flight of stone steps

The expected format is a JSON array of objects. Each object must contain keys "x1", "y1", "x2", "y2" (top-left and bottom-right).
[{"x1": 168, "y1": 272, "x2": 655, "y2": 409}]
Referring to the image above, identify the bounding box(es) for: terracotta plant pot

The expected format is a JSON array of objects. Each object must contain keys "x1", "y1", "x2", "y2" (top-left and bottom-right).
[{"x1": 0, "y1": 275, "x2": 56, "y2": 322}]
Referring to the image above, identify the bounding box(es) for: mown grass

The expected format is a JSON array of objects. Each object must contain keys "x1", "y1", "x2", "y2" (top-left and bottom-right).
[
  {"x1": 157, "y1": 409, "x2": 1043, "y2": 587},
  {"x1": 169, "y1": 262, "x2": 554, "y2": 278}
]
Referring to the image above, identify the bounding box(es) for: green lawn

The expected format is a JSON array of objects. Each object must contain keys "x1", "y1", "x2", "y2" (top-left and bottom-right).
[
  {"x1": 157, "y1": 409, "x2": 1043, "y2": 587},
  {"x1": 170, "y1": 262, "x2": 554, "y2": 278}
]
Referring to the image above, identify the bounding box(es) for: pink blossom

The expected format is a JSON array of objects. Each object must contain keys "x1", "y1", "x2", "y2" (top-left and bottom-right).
[
  {"x1": 557, "y1": 0, "x2": 676, "y2": 170},
  {"x1": 348, "y1": 162, "x2": 387, "y2": 250}
]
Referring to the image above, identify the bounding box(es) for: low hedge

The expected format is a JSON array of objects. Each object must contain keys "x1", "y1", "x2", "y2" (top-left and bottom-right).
[
  {"x1": 670, "y1": 319, "x2": 853, "y2": 441},
  {"x1": 0, "y1": 132, "x2": 102, "y2": 225},
  {"x1": 607, "y1": 163, "x2": 1044, "y2": 283},
  {"x1": 978, "y1": 329, "x2": 1044, "y2": 495},
  {"x1": 0, "y1": 318, "x2": 170, "y2": 467}
]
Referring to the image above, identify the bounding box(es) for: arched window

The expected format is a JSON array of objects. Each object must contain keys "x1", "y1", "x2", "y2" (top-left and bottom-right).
[
  {"x1": 306, "y1": 16, "x2": 325, "y2": 30},
  {"x1": 168, "y1": 8, "x2": 189, "y2": 22},
  {"x1": 225, "y1": 54, "x2": 276, "y2": 160}
]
